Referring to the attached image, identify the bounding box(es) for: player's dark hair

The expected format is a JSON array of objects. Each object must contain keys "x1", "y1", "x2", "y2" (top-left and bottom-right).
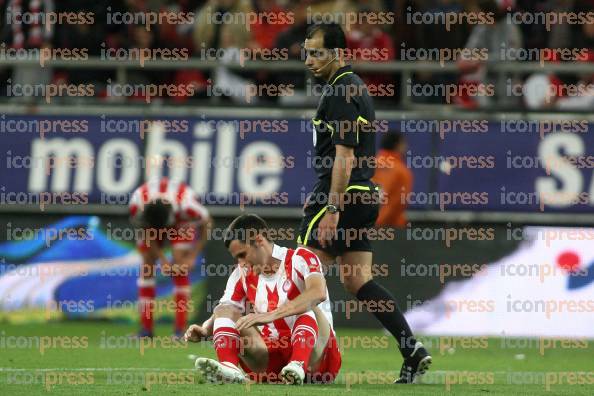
[
  {"x1": 380, "y1": 132, "x2": 404, "y2": 151},
  {"x1": 224, "y1": 214, "x2": 269, "y2": 248},
  {"x1": 142, "y1": 200, "x2": 172, "y2": 229},
  {"x1": 306, "y1": 22, "x2": 347, "y2": 50}
]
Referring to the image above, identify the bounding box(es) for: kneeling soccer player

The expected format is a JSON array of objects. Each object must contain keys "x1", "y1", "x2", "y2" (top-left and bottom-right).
[{"x1": 185, "y1": 214, "x2": 341, "y2": 385}]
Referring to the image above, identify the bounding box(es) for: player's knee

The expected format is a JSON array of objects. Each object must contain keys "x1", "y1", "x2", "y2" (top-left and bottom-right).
[
  {"x1": 213, "y1": 304, "x2": 241, "y2": 321},
  {"x1": 294, "y1": 310, "x2": 317, "y2": 326}
]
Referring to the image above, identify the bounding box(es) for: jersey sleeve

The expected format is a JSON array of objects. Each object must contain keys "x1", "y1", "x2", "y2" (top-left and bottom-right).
[
  {"x1": 217, "y1": 266, "x2": 247, "y2": 312},
  {"x1": 326, "y1": 89, "x2": 364, "y2": 148},
  {"x1": 179, "y1": 188, "x2": 210, "y2": 223},
  {"x1": 292, "y1": 248, "x2": 324, "y2": 282},
  {"x1": 128, "y1": 187, "x2": 144, "y2": 225}
]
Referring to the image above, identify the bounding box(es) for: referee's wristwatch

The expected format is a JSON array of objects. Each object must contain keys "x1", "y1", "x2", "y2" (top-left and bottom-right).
[{"x1": 326, "y1": 204, "x2": 339, "y2": 214}]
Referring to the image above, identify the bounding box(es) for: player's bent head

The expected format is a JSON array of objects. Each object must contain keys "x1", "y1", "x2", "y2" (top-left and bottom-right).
[
  {"x1": 224, "y1": 214, "x2": 272, "y2": 272},
  {"x1": 142, "y1": 199, "x2": 173, "y2": 229},
  {"x1": 224, "y1": 213, "x2": 270, "y2": 249}
]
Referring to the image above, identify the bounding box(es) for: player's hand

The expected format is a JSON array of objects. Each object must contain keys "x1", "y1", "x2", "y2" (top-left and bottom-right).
[
  {"x1": 236, "y1": 312, "x2": 277, "y2": 331},
  {"x1": 184, "y1": 324, "x2": 208, "y2": 343},
  {"x1": 317, "y1": 212, "x2": 339, "y2": 248}
]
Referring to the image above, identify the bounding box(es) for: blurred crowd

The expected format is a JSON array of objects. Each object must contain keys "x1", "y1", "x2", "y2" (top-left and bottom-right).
[{"x1": 0, "y1": 0, "x2": 593, "y2": 109}]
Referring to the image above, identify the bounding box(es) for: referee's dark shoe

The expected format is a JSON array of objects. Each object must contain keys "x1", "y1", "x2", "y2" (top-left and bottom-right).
[{"x1": 394, "y1": 342, "x2": 432, "y2": 384}]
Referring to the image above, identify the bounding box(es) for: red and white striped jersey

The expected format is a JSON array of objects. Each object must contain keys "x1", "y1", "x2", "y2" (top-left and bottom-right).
[
  {"x1": 129, "y1": 178, "x2": 209, "y2": 226},
  {"x1": 218, "y1": 244, "x2": 334, "y2": 340}
]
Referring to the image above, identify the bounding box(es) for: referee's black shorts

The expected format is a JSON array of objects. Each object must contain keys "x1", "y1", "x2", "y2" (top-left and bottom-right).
[{"x1": 297, "y1": 180, "x2": 380, "y2": 257}]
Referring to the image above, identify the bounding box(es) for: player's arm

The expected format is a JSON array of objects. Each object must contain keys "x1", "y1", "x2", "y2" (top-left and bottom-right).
[
  {"x1": 318, "y1": 92, "x2": 360, "y2": 247},
  {"x1": 327, "y1": 91, "x2": 359, "y2": 209},
  {"x1": 195, "y1": 215, "x2": 212, "y2": 254},
  {"x1": 318, "y1": 144, "x2": 355, "y2": 247},
  {"x1": 329, "y1": 144, "x2": 355, "y2": 209},
  {"x1": 184, "y1": 192, "x2": 212, "y2": 254},
  {"x1": 129, "y1": 188, "x2": 144, "y2": 227},
  {"x1": 237, "y1": 251, "x2": 326, "y2": 331},
  {"x1": 185, "y1": 265, "x2": 245, "y2": 342},
  {"x1": 174, "y1": 194, "x2": 212, "y2": 272},
  {"x1": 274, "y1": 274, "x2": 326, "y2": 319},
  {"x1": 184, "y1": 315, "x2": 214, "y2": 342},
  {"x1": 175, "y1": 213, "x2": 212, "y2": 272},
  {"x1": 236, "y1": 275, "x2": 326, "y2": 331}
]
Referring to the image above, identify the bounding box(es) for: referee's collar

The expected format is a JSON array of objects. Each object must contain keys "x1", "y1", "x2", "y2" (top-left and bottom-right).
[{"x1": 328, "y1": 65, "x2": 353, "y2": 86}]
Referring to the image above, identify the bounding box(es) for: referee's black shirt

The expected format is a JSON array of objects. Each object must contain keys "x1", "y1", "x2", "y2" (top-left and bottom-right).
[{"x1": 310, "y1": 65, "x2": 376, "y2": 190}]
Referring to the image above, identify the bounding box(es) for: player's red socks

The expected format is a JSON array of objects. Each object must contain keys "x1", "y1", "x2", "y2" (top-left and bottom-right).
[
  {"x1": 290, "y1": 314, "x2": 319, "y2": 371},
  {"x1": 173, "y1": 274, "x2": 191, "y2": 333},
  {"x1": 139, "y1": 274, "x2": 191, "y2": 335},
  {"x1": 213, "y1": 318, "x2": 241, "y2": 366},
  {"x1": 138, "y1": 278, "x2": 156, "y2": 333}
]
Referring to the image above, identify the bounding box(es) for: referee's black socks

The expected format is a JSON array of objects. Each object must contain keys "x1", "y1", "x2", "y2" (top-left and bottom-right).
[{"x1": 356, "y1": 279, "x2": 417, "y2": 358}]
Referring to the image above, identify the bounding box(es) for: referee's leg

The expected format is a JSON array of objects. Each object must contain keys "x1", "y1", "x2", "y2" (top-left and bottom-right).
[
  {"x1": 296, "y1": 242, "x2": 419, "y2": 359},
  {"x1": 338, "y1": 249, "x2": 418, "y2": 358},
  {"x1": 297, "y1": 192, "x2": 422, "y2": 360}
]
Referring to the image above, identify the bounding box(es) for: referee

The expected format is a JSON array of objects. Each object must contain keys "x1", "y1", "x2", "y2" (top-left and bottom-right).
[{"x1": 298, "y1": 22, "x2": 431, "y2": 383}]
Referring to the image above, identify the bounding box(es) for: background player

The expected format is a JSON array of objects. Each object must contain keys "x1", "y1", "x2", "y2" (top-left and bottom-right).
[
  {"x1": 129, "y1": 177, "x2": 211, "y2": 338},
  {"x1": 299, "y1": 22, "x2": 431, "y2": 383},
  {"x1": 185, "y1": 214, "x2": 341, "y2": 385},
  {"x1": 373, "y1": 132, "x2": 412, "y2": 228}
]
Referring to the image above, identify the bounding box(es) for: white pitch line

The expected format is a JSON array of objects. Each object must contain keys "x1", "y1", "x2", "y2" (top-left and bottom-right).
[
  {"x1": 0, "y1": 368, "x2": 519, "y2": 375},
  {"x1": 0, "y1": 368, "x2": 195, "y2": 372}
]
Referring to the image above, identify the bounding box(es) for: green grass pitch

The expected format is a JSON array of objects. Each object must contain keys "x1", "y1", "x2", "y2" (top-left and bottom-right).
[{"x1": 0, "y1": 322, "x2": 593, "y2": 395}]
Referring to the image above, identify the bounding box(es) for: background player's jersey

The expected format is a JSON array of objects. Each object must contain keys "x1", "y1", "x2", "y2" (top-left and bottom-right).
[
  {"x1": 218, "y1": 245, "x2": 334, "y2": 340},
  {"x1": 129, "y1": 178, "x2": 209, "y2": 226},
  {"x1": 311, "y1": 64, "x2": 376, "y2": 186}
]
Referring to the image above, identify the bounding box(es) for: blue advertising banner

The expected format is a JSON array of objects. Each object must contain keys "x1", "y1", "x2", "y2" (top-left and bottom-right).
[
  {"x1": 1, "y1": 115, "x2": 592, "y2": 212},
  {"x1": 431, "y1": 120, "x2": 594, "y2": 212}
]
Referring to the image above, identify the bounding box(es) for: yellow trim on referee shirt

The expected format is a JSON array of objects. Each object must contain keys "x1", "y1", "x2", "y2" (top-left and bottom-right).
[
  {"x1": 345, "y1": 184, "x2": 380, "y2": 192},
  {"x1": 313, "y1": 118, "x2": 335, "y2": 137},
  {"x1": 330, "y1": 71, "x2": 353, "y2": 86},
  {"x1": 303, "y1": 206, "x2": 327, "y2": 246},
  {"x1": 355, "y1": 116, "x2": 369, "y2": 144},
  {"x1": 312, "y1": 118, "x2": 334, "y2": 134},
  {"x1": 327, "y1": 122, "x2": 335, "y2": 137}
]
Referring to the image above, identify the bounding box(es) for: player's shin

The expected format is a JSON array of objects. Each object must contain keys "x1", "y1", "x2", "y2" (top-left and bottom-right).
[
  {"x1": 213, "y1": 318, "x2": 241, "y2": 366},
  {"x1": 138, "y1": 278, "x2": 156, "y2": 334},
  {"x1": 173, "y1": 274, "x2": 190, "y2": 334},
  {"x1": 290, "y1": 313, "x2": 319, "y2": 371}
]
